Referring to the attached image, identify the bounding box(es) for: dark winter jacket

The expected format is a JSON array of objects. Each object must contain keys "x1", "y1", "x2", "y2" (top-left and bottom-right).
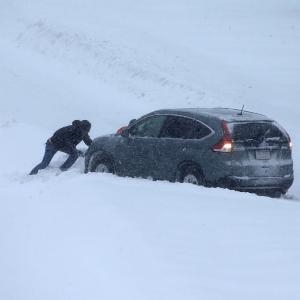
[{"x1": 48, "y1": 120, "x2": 92, "y2": 152}]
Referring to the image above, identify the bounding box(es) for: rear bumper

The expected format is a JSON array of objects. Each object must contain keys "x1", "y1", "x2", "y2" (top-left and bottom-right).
[{"x1": 222, "y1": 174, "x2": 294, "y2": 192}]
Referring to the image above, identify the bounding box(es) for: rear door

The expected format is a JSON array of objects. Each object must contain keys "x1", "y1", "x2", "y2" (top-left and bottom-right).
[
  {"x1": 230, "y1": 121, "x2": 292, "y2": 177},
  {"x1": 156, "y1": 116, "x2": 213, "y2": 180}
]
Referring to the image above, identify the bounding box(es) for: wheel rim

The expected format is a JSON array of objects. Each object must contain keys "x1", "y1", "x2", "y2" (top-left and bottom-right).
[
  {"x1": 183, "y1": 174, "x2": 199, "y2": 185},
  {"x1": 95, "y1": 163, "x2": 109, "y2": 173}
]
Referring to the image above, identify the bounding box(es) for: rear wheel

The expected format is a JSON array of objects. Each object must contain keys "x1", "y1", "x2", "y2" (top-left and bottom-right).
[
  {"x1": 256, "y1": 189, "x2": 284, "y2": 198},
  {"x1": 177, "y1": 165, "x2": 204, "y2": 186}
]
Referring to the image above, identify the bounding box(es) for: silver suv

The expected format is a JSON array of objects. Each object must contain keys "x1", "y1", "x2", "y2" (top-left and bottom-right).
[{"x1": 85, "y1": 108, "x2": 294, "y2": 196}]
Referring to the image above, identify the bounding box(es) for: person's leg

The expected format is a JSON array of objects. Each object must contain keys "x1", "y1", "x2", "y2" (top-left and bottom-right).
[
  {"x1": 29, "y1": 143, "x2": 57, "y2": 175},
  {"x1": 59, "y1": 148, "x2": 79, "y2": 171}
]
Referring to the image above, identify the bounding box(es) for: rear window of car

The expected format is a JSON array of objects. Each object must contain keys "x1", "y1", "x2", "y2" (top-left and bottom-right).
[{"x1": 230, "y1": 122, "x2": 288, "y2": 145}]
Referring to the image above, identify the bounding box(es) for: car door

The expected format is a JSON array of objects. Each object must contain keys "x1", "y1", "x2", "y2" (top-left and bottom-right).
[
  {"x1": 119, "y1": 115, "x2": 167, "y2": 178},
  {"x1": 156, "y1": 115, "x2": 213, "y2": 180}
]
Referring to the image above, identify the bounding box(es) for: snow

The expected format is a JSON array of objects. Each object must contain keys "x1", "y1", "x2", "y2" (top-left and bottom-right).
[{"x1": 1, "y1": 0, "x2": 300, "y2": 299}]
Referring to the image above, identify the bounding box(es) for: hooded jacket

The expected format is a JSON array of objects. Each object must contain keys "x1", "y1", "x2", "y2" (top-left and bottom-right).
[{"x1": 49, "y1": 120, "x2": 92, "y2": 152}]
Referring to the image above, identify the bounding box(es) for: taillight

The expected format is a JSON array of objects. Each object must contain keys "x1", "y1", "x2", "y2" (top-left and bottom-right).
[
  {"x1": 213, "y1": 121, "x2": 234, "y2": 153},
  {"x1": 213, "y1": 138, "x2": 233, "y2": 152},
  {"x1": 288, "y1": 135, "x2": 292, "y2": 150}
]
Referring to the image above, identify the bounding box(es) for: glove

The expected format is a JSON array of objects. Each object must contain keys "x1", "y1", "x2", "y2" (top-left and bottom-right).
[{"x1": 77, "y1": 150, "x2": 85, "y2": 157}]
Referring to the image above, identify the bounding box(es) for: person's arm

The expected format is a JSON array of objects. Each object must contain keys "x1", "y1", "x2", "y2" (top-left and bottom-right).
[
  {"x1": 65, "y1": 141, "x2": 77, "y2": 153},
  {"x1": 83, "y1": 134, "x2": 92, "y2": 146},
  {"x1": 65, "y1": 142, "x2": 84, "y2": 157}
]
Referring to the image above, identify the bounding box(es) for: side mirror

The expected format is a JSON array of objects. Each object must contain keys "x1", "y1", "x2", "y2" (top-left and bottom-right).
[{"x1": 129, "y1": 119, "x2": 137, "y2": 126}]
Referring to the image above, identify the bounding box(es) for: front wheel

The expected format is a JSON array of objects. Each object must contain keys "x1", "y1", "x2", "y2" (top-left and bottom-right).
[
  {"x1": 88, "y1": 152, "x2": 115, "y2": 174},
  {"x1": 95, "y1": 162, "x2": 111, "y2": 173}
]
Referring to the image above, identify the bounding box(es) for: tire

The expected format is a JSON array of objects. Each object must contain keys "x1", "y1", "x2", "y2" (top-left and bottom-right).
[
  {"x1": 88, "y1": 152, "x2": 114, "y2": 174},
  {"x1": 177, "y1": 165, "x2": 204, "y2": 186},
  {"x1": 256, "y1": 189, "x2": 283, "y2": 198},
  {"x1": 270, "y1": 190, "x2": 286, "y2": 198}
]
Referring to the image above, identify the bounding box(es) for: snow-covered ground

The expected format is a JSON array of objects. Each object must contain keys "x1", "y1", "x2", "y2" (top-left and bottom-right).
[{"x1": 1, "y1": 1, "x2": 300, "y2": 299}]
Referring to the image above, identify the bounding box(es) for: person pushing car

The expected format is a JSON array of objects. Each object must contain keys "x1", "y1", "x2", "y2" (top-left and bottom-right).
[{"x1": 29, "y1": 120, "x2": 92, "y2": 175}]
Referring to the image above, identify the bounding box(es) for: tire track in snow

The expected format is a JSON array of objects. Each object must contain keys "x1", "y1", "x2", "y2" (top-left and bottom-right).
[{"x1": 15, "y1": 20, "x2": 212, "y2": 106}]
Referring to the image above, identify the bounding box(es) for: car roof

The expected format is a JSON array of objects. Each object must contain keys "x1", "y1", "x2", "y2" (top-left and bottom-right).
[{"x1": 150, "y1": 107, "x2": 272, "y2": 123}]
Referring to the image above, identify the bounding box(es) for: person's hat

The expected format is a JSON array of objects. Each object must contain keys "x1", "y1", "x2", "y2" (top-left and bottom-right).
[{"x1": 81, "y1": 120, "x2": 91, "y2": 131}]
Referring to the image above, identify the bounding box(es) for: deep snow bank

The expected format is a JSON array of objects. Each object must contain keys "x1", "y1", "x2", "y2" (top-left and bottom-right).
[{"x1": 1, "y1": 134, "x2": 300, "y2": 300}]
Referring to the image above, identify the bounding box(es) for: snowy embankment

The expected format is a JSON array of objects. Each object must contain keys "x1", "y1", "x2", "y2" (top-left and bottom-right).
[{"x1": 1, "y1": 0, "x2": 300, "y2": 299}]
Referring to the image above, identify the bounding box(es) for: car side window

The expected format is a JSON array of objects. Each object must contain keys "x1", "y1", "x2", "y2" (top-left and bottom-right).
[
  {"x1": 160, "y1": 116, "x2": 194, "y2": 139},
  {"x1": 160, "y1": 116, "x2": 211, "y2": 139},
  {"x1": 129, "y1": 115, "x2": 166, "y2": 138},
  {"x1": 193, "y1": 121, "x2": 212, "y2": 139}
]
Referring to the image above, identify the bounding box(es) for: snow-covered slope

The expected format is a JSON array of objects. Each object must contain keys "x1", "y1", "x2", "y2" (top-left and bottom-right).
[{"x1": 1, "y1": 1, "x2": 300, "y2": 299}]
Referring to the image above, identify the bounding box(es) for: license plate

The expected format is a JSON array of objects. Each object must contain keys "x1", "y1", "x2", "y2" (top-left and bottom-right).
[{"x1": 256, "y1": 150, "x2": 271, "y2": 160}]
